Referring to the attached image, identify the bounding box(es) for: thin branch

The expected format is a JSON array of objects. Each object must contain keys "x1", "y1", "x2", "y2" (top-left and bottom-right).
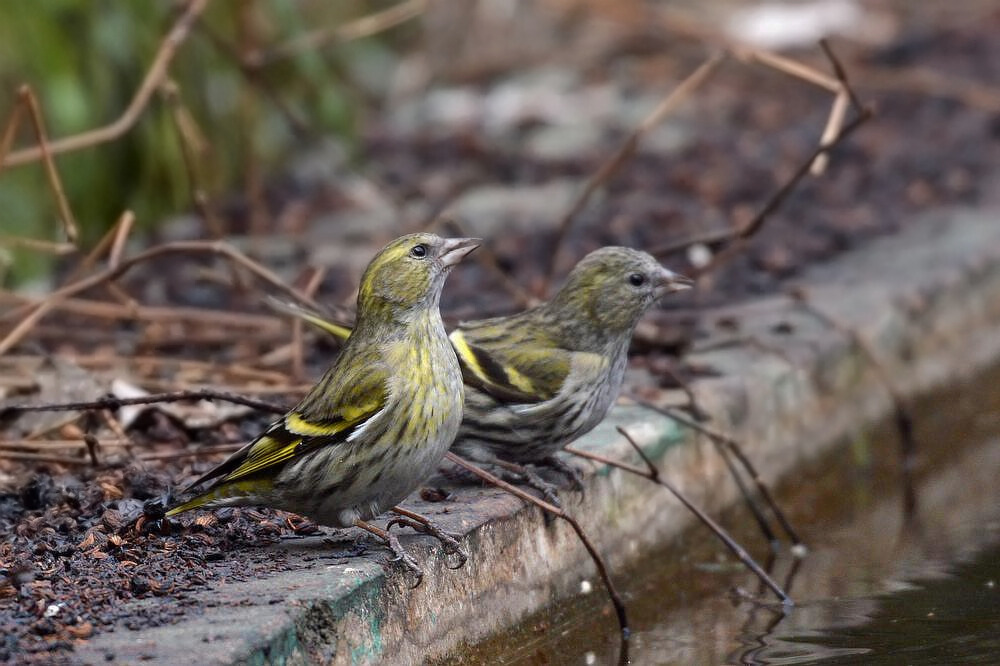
[
  {"x1": 735, "y1": 48, "x2": 840, "y2": 93},
  {"x1": 19, "y1": 85, "x2": 79, "y2": 242},
  {"x1": 810, "y1": 40, "x2": 866, "y2": 175},
  {"x1": 0, "y1": 236, "x2": 76, "y2": 255},
  {"x1": 542, "y1": 53, "x2": 725, "y2": 294},
  {"x1": 685, "y1": 108, "x2": 872, "y2": 277},
  {"x1": 619, "y1": 394, "x2": 802, "y2": 549},
  {"x1": 0, "y1": 0, "x2": 209, "y2": 168},
  {"x1": 138, "y1": 443, "x2": 245, "y2": 462},
  {"x1": 659, "y1": 405, "x2": 804, "y2": 548},
  {"x1": 788, "y1": 287, "x2": 917, "y2": 517},
  {"x1": 567, "y1": 426, "x2": 792, "y2": 604},
  {"x1": 438, "y1": 215, "x2": 537, "y2": 309},
  {"x1": 160, "y1": 79, "x2": 227, "y2": 239},
  {"x1": 1, "y1": 389, "x2": 287, "y2": 421},
  {"x1": 445, "y1": 451, "x2": 630, "y2": 637},
  {"x1": 819, "y1": 39, "x2": 865, "y2": 113},
  {"x1": 0, "y1": 238, "x2": 325, "y2": 356},
  {"x1": 58, "y1": 211, "x2": 135, "y2": 287},
  {"x1": 247, "y1": 0, "x2": 429, "y2": 68},
  {"x1": 0, "y1": 451, "x2": 92, "y2": 466},
  {"x1": 0, "y1": 292, "x2": 288, "y2": 334},
  {"x1": 291, "y1": 267, "x2": 326, "y2": 381},
  {"x1": 0, "y1": 439, "x2": 128, "y2": 452}
]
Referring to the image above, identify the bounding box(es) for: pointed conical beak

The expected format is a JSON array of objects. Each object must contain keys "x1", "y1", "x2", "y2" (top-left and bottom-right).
[
  {"x1": 439, "y1": 237, "x2": 481, "y2": 267},
  {"x1": 654, "y1": 267, "x2": 694, "y2": 297}
]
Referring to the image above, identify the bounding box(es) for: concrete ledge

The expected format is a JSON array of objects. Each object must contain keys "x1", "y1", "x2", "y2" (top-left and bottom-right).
[{"x1": 77, "y1": 207, "x2": 1000, "y2": 665}]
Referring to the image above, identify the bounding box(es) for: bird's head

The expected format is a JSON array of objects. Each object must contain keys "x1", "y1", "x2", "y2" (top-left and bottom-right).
[
  {"x1": 549, "y1": 246, "x2": 692, "y2": 336},
  {"x1": 357, "y1": 233, "x2": 479, "y2": 319}
]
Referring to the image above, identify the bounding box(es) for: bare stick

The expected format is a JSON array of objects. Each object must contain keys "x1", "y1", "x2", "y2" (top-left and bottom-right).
[
  {"x1": 0, "y1": 292, "x2": 286, "y2": 334},
  {"x1": 735, "y1": 48, "x2": 840, "y2": 93},
  {"x1": 437, "y1": 216, "x2": 537, "y2": 309},
  {"x1": 0, "y1": 236, "x2": 76, "y2": 254},
  {"x1": 0, "y1": 89, "x2": 26, "y2": 167},
  {"x1": 810, "y1": 40, "x2": 865, "y2": 175},
  {"x1": 161, "y1": 80, "x2": 227, "y2": 239},
  {"x1": 138, "y1": 443, "x2": 246, "y2": 462},
  {"x1": 248, "y1": 0, "x2": 429, "y2": 67},
  {"x1": 444, "y1": 451, "x2": 630, "y2": 636},
  {"x1": 619, "y1": 390, "x2": 783, "y2": 547},
  {"x1": 292, "y1": 267, "x2": 326, "y2": 381},
  {"x1": 686, "y1": 108, "x2": 871, "y2": 278},
  {"x1": 1, "y1": 389, "x2": 287, "y2": 420},
  {"x1": 56, "y1": 211, "x2": 135, "y2": 288},
  {"x1": 788, "y1": 287, "x2": 917, "y2": 517},
  {"x1": 0, "y1": 451, "x2": 92, "y2": 466},
  {"x1": 711, "y1": 436, "x2": 781, "y2": 548},
  {"x1": 0, "y1": 238, "x2": 324, "y2": 355},
  {"x1": 20, "y1": 85, "x2": 79, "y2": 242},
  {"x1": 107, "y1": 211, "x2": 135, "y2": 269},
  {"x1": 1, "y1": 0, "x2": 210, "y2": 168},
  {"x1": 623, "y1": 395, "x2": 802, "y2": 547},
  {"x1": 661, "y1": 405, "x2": 803, "y2": 548},
  {"x1": 0, "y1": 439, "x2": 129, "y2": 452},
  {"x1": 567, "y1": 427, "x2": 791, "y2": 604},
  {"x1": 819, "y1": 39, "x2": 865, "y2": 113},
  {"x1": 542, "y1": 54, "x2": 725, "y2": 294}
]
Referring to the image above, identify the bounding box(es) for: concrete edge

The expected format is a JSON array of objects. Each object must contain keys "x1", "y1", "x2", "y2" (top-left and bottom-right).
[{"x1": 76, "y1": 207, "x2": 1000, "y2": 665}]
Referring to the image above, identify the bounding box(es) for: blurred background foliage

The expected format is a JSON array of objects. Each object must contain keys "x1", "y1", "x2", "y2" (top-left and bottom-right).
[{"x1": 0, "y1": 0, "x2": 416, "y2": 284}]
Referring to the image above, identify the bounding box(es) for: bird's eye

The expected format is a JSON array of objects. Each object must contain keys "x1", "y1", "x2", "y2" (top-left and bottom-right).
[
  {"x1": 410, "y1": 243, "x2": 428, "y2": 258},
  {"x1": 628, "y1": 273, "x2": 646, "y2": 287}
]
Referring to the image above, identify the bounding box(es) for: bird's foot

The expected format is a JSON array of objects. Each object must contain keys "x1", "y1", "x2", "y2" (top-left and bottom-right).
[
  {"x1": 352, "y1": 518, "x2": 423, "y2": 587},
  {"x1": 540, "y1": 455, "x2": 586, "y2": 494},
  {"x1": 385, "y1": 529, "x2": 424, "y2": 586},
  {"x1": 389, "y1": 506, "x2": 467, "y2": 569}
]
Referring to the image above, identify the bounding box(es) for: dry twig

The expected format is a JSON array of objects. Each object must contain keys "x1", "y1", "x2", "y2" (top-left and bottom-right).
[
  {"x1": 657, "y1": 404, "x2": 803, "y2": 548},
  {"x1": 0, "y1": 0, "x2": 209, "y2": 168},
  {"x1": 445, "y1": 451, "x2": 630, "y2": 637},
  {"x1": 542, "y1": 54, "x2": 725, "y2": 294},
  {"x1": 567, "y1": 426, "x2": 791, "y2": 604},
  {"x1": 788, "y1": 287, "x2": 917, "y2": 516},
  {"x1": 246, "y1": 0, "x2": 429, "y2": 68},
  {"x1": 0, "y1": 239, "x2": 325, "y2": 356},
  {"x1": 1, "y1": 389, "x2": 287, "y2": 421}
]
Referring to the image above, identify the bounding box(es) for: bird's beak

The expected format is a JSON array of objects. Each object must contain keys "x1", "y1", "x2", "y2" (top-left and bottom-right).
[
  {"x1": 439, "y1": 237, "x2": 481, "y2": 267},
  {"x1": 654, "y1": 267, "x2": 694, "y2": 297}
]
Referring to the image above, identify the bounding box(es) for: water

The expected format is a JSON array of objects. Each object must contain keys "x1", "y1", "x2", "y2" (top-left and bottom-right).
[{"x1": 444, "y1": 362, "x2": 1000, "y2": 665}]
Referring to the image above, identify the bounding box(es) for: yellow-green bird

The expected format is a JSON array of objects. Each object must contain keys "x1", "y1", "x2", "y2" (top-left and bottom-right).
[
  {"x1": 167, "y1": 233, "x2": 479, "y2": 572},
  {"x1": 275, "y1": 246, "x2": 691, "y2": 478}
]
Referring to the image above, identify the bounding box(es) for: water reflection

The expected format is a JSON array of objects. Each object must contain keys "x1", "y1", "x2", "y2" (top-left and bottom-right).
[{"x1": 745, "y1": 540, "x2": 1000, "y2": 664}]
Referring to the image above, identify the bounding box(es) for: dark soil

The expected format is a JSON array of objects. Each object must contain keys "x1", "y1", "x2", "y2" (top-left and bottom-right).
[{"x1": 3, "y1": 5, "x2": 1000, "y2": 662}]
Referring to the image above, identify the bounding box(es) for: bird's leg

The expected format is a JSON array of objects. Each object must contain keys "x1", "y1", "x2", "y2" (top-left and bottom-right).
[
  {"x1": 352, "y1": 518, "x2": 422, "y2": 586},
  {"x1": 388, "y1": 506, "x2": 468, "y2": 569},
  {"x1": 540, "y1": 455, "x2": 586, "y2": 493},
  {"x1": 490, "y1": 458, "x2": 563, "y2": 509}
]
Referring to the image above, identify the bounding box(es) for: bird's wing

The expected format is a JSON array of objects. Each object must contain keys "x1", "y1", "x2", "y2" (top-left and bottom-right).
[
  {"x1": 270, "y1": 300, "x2": 581, "y2": 405},
  {"x1": 449, "y1": 325, "x2": 577, "y2": 404},
  {"x1": 181, "y1": 350, "x2": 387, "y2": 491}
]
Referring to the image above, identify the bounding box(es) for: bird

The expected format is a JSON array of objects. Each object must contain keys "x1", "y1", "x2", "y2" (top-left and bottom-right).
[
  {"x1": 166, "y1": 233, "x2": 479, "y2": 576},
  {"x1": 270, "y1": 246, "x2": 692, "y2": 494},
  {"x1": 448, "y1": 247, "x2": 691, "y2": 480}
]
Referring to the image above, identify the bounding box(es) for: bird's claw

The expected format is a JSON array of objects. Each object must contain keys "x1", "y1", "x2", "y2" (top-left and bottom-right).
[
  {"x1": 388, "y1": 515, "x2": 469, "y2": 569},
  {"x1": 542, "y1": 456, "x2": 586, "y2": 493},
  {"x1": 384, "y1": 530, "x2": 423, "y2": 587}
]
